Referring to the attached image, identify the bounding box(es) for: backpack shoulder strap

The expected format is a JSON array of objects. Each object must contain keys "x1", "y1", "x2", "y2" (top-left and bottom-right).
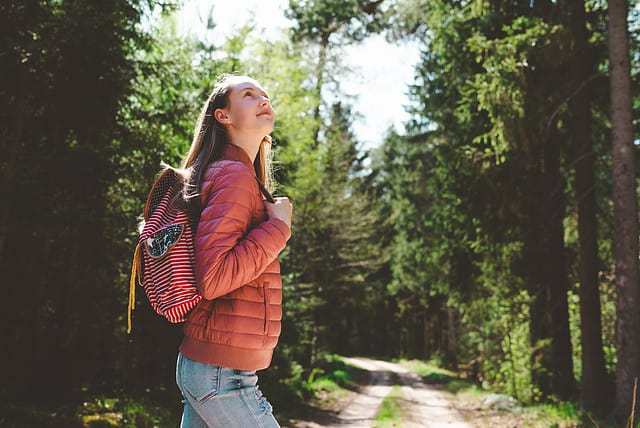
[
  {"x1": 255, "y1": 177, "x2": 275, "y2": 203},
  {"x1": 127, "y1": 242, "x2": 142, "y2": 334}
]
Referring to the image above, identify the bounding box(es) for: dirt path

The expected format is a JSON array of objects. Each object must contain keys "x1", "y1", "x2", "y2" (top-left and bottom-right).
[{"x1": 287, "y1": 357, "x2": 472, "y2": 428}]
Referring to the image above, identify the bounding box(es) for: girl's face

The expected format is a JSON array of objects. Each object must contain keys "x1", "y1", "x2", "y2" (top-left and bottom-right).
[{"x1": 217, "y1": 78, "x2": 274, "y2": 135}]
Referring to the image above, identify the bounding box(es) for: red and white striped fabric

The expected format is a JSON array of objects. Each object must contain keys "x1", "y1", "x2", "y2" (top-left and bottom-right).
[{"x1": 137, "y1": 168, "x2": 202, "y2": 323}]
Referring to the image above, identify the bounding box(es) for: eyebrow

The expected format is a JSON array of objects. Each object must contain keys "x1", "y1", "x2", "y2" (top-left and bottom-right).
[{"x1": 239, "y1": 85, "x2": 270, "y2": 99}]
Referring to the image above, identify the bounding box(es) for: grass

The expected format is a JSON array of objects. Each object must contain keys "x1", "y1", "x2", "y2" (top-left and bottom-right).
[
  {"x1": 372, "y1": 385, "x2": 405, "y2": 428},
  {"x1": 397, "y1": 358, "x2": 479, "y2": 394},
  {"x1": 516, "y1": 402, "x2": 582, "y2": 427},
  {"x1": 302, "y1": 355, "x2": 368, "y2": 409},
  {"x1": 0, "y1": 403, "x2": 84, "y2": 428},
  {"x1": 273, "y1": 355, "x2": 371, "y2": 425}
]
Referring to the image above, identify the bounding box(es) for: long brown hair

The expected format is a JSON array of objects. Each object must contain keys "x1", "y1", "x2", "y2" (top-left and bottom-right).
[{"x1": 180, "y1": 75, "x2": 273, "y2": 220}]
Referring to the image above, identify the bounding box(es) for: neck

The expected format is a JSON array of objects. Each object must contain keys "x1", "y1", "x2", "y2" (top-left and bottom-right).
[{"x1": 228, "y1": 130, "x2": 263, "y2": 161}]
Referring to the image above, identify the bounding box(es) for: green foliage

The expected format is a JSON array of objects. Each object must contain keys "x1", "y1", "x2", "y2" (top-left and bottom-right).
[
  {"x1": 518, "y1": 402, "x2": 582, "y2": 427},
  {"x1": 114, "y1": 13, "x2": 203, "y2": 227},
  {"x1": 0, "y1": 405, "x2": 83, "y2": 428},
  {"x1": 461, "y1": 285, "x2": 538, "y2": 402},
  {"x1": 0, "y1": 395, "x2": 180, "y2": 428},
  {"x1": 464, "y1": 17, "x2": 565, "y2": 162},
  {"x1": 398, "y1": 358, "x2": 459, "y2": 384},
  {"x1": 286, "y1": 0, "x2": 385, "y2": 44},
  {"x1": 303, "y1": 358, "x2": 363, "y2": 399},
  {"x1": 118, "y1": 396, "x2": 180, "y2": 428},
  {"x1": 567, "y1": 278, "x2": 618, "y2": 381},
  {"x1": 598, "y1": 276, "x2": 618, "y2": 374},
  {"x1": 262, "y1": 353, "x2": 367, "y2": 418},
  {"x1": 243, "y1": 36, "x2": 320, "y2": 199}
]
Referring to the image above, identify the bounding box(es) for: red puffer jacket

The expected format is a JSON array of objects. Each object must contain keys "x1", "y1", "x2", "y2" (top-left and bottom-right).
[{"x1": 179, "y1": 144, "x2": 291, "y2": 371}]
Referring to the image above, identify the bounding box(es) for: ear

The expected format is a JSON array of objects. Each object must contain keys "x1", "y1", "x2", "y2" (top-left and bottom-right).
[{"x1": 214, "y1": 108, "x2": 231, "y2": 125}]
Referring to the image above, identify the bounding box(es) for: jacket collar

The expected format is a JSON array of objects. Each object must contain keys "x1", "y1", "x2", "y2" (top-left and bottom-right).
[{"x1": 222, "y1": 143, "x2": 255, "y2": 173}]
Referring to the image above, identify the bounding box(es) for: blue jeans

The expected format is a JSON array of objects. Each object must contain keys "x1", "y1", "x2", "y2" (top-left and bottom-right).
[{"x1": 175, "y1": 352, "x2": 280, "y2": 428}]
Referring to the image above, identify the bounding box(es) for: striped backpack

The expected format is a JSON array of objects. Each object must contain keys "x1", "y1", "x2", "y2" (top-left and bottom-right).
[{"x1": 127, "y1": 167, "x2": 202, "y2": 333}]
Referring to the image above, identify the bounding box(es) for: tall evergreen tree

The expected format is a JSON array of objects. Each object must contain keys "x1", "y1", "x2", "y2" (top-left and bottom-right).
[
  {"x1": 286, "y1": 0, "x2": 384, "y2": 146},
  {"x1": 566, "y1": 0, "x2": 610, "y2": 414},
  {"x1": 608, "y1": 0, "x2": 640, "y2": 421}
]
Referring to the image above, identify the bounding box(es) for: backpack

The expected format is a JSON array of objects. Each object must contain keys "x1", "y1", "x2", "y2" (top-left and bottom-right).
[{"x1": 127, "y1": 167, "x2": 202, "y2": 333}]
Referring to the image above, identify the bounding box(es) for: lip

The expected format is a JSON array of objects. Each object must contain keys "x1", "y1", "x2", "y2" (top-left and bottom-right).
[{"x1": 257, "y1": 110, "x2": 273, "y2": 117}]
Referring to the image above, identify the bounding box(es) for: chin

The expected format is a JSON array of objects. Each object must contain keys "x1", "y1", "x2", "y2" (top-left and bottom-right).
[{"x1": 263, "y1": 123, "x2": 275, "y2": 134}]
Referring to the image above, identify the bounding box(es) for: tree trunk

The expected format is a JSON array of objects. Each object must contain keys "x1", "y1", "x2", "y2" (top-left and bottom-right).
[
  {"x1": 608, "y1": 0, "x2": 640, "y2": 422},
  {"x1": 423, "y1": 309, "x2": 430, "y2": 358},
  {"x1": 524, "y1": 121, "x2": 575, "y2": 400},
  {"x1": 544, "y1": 123, "x2": 576, "y2": 400},
  {"x1": 446, "y1": 307, "x2": 457, "y2": 368},
  {"x1": 312, "y1": 33, "x2": 329, "y2": 148},
  {"x1": 516, "y1": 123, "x2": 553, "y2": 395},
  {"x1": 525, "y1": 167, "x2": 554, "y2": 397},
  {"x1": 567, "y1": 0, "x2": 609, "y2": 415}
]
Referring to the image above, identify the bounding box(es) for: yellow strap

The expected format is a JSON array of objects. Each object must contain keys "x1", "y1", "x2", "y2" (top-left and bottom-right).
[{"x1": 127, "y1": 243, "x2": 141, "y2": 334}]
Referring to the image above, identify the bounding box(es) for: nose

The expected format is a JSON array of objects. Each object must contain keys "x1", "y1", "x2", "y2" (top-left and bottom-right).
[{"x1": 260, "y1": 95, "x2": 270, "y2": 106}]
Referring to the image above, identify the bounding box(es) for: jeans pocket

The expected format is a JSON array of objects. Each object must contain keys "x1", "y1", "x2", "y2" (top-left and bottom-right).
[{"x1": 179, "y1": 355, "x2": 221, "y2": 404}]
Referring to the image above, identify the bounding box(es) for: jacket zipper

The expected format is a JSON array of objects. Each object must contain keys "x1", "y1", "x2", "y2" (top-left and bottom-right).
[{"x1": 263, "y1": 282, "x2": 269, "y2": 335}]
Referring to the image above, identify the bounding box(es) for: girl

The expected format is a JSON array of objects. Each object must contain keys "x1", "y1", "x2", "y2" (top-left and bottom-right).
[{"x1": 175, "y1": 75, "x2": 292, "y2": 427}]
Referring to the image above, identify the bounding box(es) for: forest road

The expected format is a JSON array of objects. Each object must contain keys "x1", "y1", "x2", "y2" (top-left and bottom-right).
[{"x1": 287, "y1": 357, "x2": 472, "y2": 428}]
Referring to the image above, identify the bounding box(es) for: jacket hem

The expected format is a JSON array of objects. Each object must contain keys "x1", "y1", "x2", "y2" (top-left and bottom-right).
[{"x1": 179, "y1": 337, "x2": 274, "y2": 371}]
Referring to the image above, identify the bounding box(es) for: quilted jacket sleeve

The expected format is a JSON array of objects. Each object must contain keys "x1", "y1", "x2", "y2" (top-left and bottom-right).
[{"x1": 194, "y1": 161, "x2": 291, "y2": 300}]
